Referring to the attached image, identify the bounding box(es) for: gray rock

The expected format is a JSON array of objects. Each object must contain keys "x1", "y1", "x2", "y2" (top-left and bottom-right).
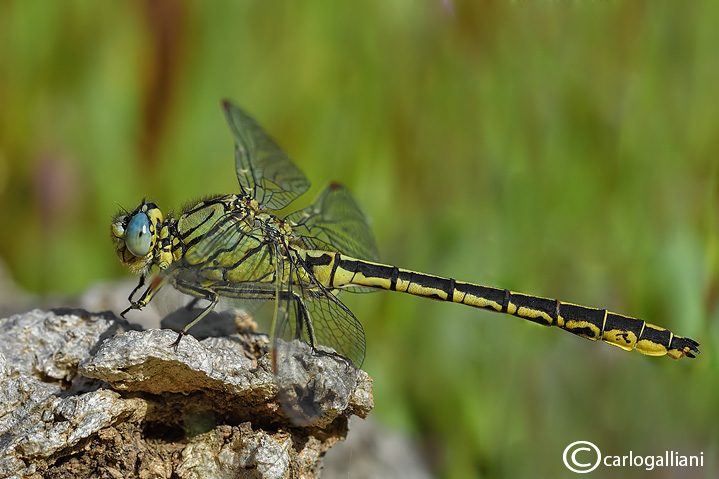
[{"x1": 0, "y1": 309, "x2": 373, "y2": 479}]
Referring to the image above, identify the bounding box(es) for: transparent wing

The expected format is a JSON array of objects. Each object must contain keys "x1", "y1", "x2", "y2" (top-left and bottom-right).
[
  {"x1": 273, "y1": 253, "x2": 363, "y2": 424},
  {"x1": 222, "y1": 100, "x2": 310, "y2": 210},
  {"x1": 275, "y1": 288, "x2": 366, "y2": 367},
  {"x1": 287, "y1": 183, "x2": 380, "y2": 262}
]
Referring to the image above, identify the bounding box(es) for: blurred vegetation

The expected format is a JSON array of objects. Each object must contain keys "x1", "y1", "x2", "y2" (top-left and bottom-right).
[{"x1": 1, "y1": 1, "x2": 717, "y2": 478}]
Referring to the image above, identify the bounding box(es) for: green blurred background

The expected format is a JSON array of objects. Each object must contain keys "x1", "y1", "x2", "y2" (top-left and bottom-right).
[{"x1": 1, "y1": 1, "x2": 717, "y2": 477}]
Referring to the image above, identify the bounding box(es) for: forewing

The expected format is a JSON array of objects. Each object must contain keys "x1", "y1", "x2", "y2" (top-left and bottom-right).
[
  {"x1": 222, "y1": 100, "x2": 310, "y2": 210},
  {"x1": 287, "y1": 183, "x2": 379, "y2": 262}
]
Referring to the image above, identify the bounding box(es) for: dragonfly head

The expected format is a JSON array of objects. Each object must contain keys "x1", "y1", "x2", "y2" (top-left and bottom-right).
[{"x1": 111, "y1": 201, "x2": 164, "y2": 274}]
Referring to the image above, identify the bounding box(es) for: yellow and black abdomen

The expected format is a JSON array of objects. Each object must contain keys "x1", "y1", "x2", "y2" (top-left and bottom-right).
[
  {"x1": 302, "y1": 250, "x2": 699, "y2": 360},
  {"x1": 463, "y1": 288, "x2": 699, "y2": 359}
]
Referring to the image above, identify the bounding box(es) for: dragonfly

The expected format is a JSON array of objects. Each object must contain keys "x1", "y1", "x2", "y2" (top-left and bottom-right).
[{"x1": 112, "y1": 101, "x2": 700, "y2": 422}]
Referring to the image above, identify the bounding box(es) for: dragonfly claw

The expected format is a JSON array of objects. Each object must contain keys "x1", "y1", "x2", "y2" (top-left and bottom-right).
[
  {"x1": 120, "y1": 302, "x2": 143, "y2": 318},
  {"x1": 170, "y1": 332, "x2": 184, "y2": 351}
]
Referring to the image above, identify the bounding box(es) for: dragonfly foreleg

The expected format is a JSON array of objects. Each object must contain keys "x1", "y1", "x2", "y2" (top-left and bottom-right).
[
  {"x1": 127, "y1": 274, "x2": 146, "y2": 302},
  {"x1": 121, "y1": 274, "x2": 166, "y2": 318}
]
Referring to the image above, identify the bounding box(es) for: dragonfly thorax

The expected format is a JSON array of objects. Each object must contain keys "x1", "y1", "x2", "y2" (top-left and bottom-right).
[{"x1": 257, "y1": 213, "x2": 295, "y2": 244}]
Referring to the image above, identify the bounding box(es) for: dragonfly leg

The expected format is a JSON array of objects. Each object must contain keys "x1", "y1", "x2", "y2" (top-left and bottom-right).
[
  {"x1": 274, "y1": 290, "x2": 318, "y2": 352},
  {"x1": 121, "y1": 274, "x2": 145, "y2": 317},
  {"x1": 127, "y1": 274, "x2": 146, "y2": 302},
  {"x1": 171, "y1": 292, "x2": 220, "y2": 350},
  {"x1": 293, "y1": 293, "x2": 317, "y2": 352},
  {"x1": 121, "y1": 274, "x2": 166, "y2": 318}
]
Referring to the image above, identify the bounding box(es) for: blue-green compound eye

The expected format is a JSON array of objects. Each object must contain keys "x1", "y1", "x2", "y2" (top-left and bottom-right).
[{"x1": 125, "y1": 213, "x2": 151, "y2": 257}]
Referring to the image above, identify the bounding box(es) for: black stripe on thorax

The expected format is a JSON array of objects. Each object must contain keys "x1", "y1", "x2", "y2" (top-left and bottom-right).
[
  {"x1": 192, "y1": 230, "x2": 248, "y2": 266},
  {"x1": 180, "y1": 212, "x2": 229, "y2": 248},
  {"x1": 221, "y1": 243, "x2": 273, "y2": 279},
  {"x1": 181, "y1": 198, "x2": 231, "y2": 224},
  {"x1": 180, "y1": 197, "x2": 244, "y2": 244},
  {"x1": 181, "y1": 215, "x2": 220, "y2": 244}
]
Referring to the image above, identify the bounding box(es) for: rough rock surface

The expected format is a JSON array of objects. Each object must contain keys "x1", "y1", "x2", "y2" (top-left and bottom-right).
[{"x1": 0, "y1": 309, "x2": 373, "y2": 479}]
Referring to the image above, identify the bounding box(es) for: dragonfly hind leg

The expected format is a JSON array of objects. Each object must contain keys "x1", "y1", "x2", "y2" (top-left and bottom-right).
[
  {"x1": 275, "y1": 290, "x2": 314, "y2": 348},
  {"x1": 293, "y1": 293, "x2": 317, "y2": 352}
]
